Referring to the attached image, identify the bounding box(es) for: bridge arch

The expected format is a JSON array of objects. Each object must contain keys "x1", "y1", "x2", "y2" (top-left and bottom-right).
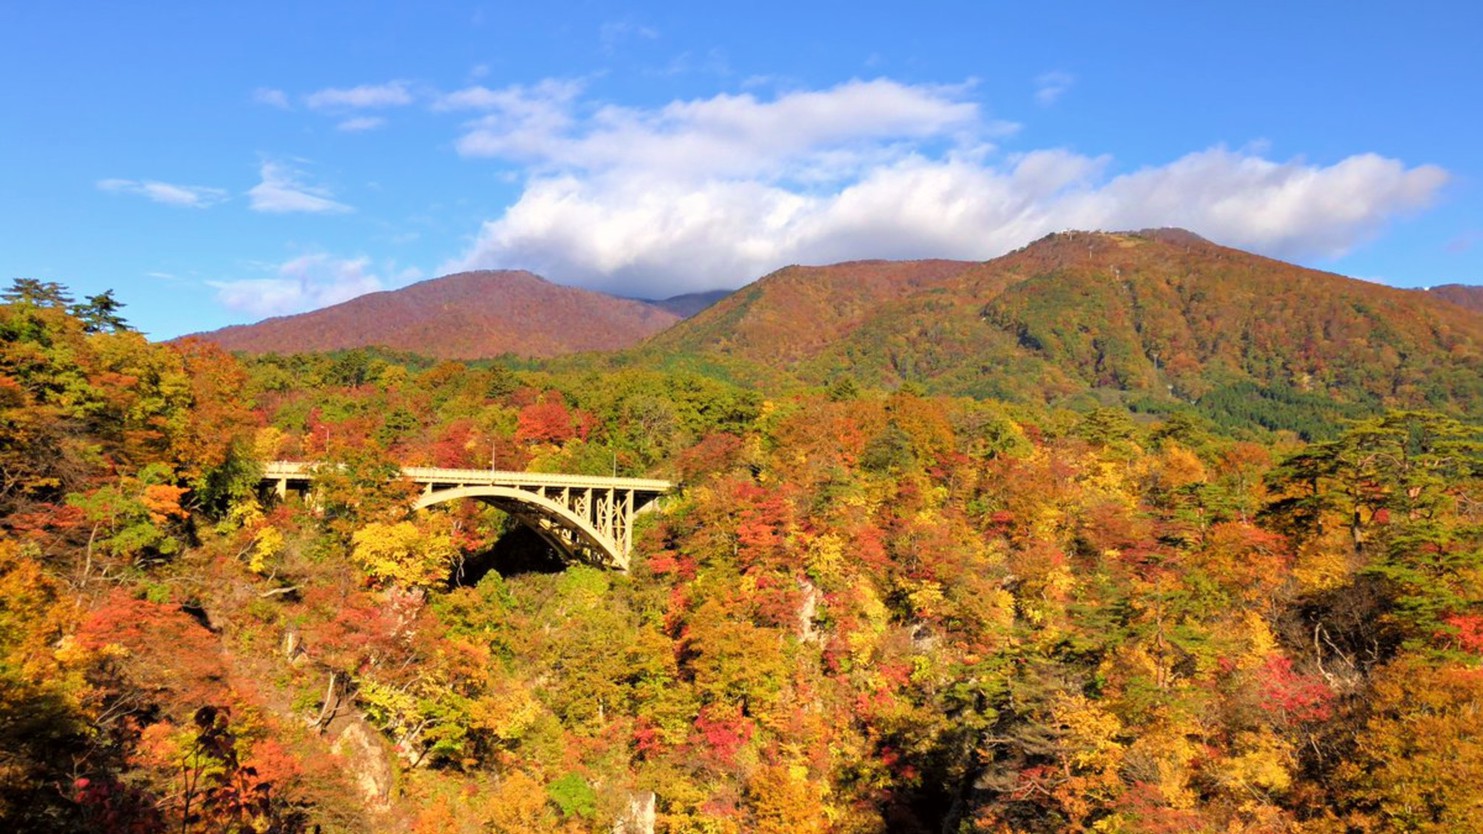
[
  {"x1": 414, "y1": 485, "x2": 624, "y2": 568},
  {"x1": 261, "y1": 461, "x2": 670, "y2": 571}
]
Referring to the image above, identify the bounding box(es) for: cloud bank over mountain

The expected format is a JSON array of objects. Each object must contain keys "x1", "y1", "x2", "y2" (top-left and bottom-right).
[{"x1": 443, "y1": 79, "x2": 1446, "y2": 297}]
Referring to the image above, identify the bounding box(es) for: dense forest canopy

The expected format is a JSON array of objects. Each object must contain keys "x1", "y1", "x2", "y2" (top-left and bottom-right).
[{"x1": 2, "y1": 280, "x2": 1483, "y2": 833}]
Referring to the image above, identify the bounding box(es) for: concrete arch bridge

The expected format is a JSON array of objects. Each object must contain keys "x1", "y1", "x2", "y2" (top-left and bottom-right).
[{"x1": 262, "y1": 462, "x2": 672, "y2": 570}]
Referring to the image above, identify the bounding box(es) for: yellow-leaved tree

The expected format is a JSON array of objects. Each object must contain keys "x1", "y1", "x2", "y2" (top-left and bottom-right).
[
  {"x1": 351, "y1": 519, "x2": 458, "y2": 588},
  {"x1": 1332, "y1": 658, "x2": 1483, "y2": 832}
]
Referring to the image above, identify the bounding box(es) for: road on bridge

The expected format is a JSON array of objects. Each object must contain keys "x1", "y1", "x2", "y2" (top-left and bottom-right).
[{"x1": 261, "y1": 461, "x2": 673, "y2": 570}]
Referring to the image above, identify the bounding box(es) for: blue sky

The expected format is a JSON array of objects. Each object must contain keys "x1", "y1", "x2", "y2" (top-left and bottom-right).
[{"x1": 3, "y1": 2, "x2": 1479, "y2": 338}]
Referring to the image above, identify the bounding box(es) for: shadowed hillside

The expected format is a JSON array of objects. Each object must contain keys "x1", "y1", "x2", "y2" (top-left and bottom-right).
[
  {"x1": 1426, "y1": 283, "x2": 1483, "y2": 314},
  {"x1": 640, "y1": 289, "x2": 733, "y2": 318}
]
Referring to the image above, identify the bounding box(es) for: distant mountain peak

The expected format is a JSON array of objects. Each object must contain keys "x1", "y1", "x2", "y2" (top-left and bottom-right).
[
  {"x1": 440, "y1": 268, "x2": 550, "y2": 284},
  {"x1": 1018, "y1": 227, "x2": 1216, "y2": 251},
  {"x1": 638, "y1": 289, "x2": 733, "y2": 319},
  {"x1": 636, "y1": 232, "x2": 1483, "y2": 427},
  {"x1": 186, "y1": 269, "x2": 680, "y2": 359}
]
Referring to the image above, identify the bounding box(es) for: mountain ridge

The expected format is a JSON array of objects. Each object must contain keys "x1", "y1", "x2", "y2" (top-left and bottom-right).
[
  {"x1": 186, "y1": 233, "x2": 1483, "y2": 436},
  {"x1": 628, "y1": 229, "x2": 1483, "y2": 432},
  {"x1": 187, "y1": 269, "x2": 685, "y2": 359}
]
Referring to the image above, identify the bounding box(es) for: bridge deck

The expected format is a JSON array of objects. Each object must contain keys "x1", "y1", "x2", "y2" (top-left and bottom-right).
[{"x1": 262, "y1": 461, "x2": 672, "y2": 492}]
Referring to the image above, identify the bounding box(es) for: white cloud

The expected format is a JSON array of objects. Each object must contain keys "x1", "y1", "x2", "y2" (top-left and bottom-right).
[
  {"x1": 97, "y1": 178, "x2": 227, "y2": 208},
  {"x1": 452, "y1": 78, "x2": 994, "y2": 181},
  {"x1": 442, "y1": 79, "x2": 1448, "y2": 298},
  {"x1": 210, "y1": 253, "x2": 383, "y2": 317},
  {"x1": 305, "y1": 80, "x2": 414, "y2": 110},
  {"x1": 247, "y1": 162, "x2": 353, "y2": 214},
  {"x1": 253, "y1": 87, "x2": 291, "y2": 109},
  {"x1": 337, "y1": 115, "x2": 387, "y2": 132},
  {"x1": 1034, "y1": 71, "x2": 1074, "y2": 106},
  {"x1": 1074, "y1": 149, "x2": 1447, "y2": 258}
]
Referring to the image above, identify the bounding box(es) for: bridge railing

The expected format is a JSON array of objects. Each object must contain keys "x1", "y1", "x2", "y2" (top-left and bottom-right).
[
  {"x1": 401, "y1": 466, "x2": 673, "y2": 492},
  {"x1": 262, "y1": 461, "x2": 671, "y2": 492}
]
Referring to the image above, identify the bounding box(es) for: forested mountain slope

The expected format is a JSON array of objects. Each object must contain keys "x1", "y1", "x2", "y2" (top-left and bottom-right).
[
  {"x1": 190, "y1": 270, "x2": 681, "y2": 359},
  {"x1": 636, "y1": 230, "x2": 1483, "y2": 437},
  {"x1": 190, "y1": 235, "x2": 1483, "y2": 444},
  {"x1": 961, "y1": 230, "x2": 1483, "y2": 408},
  {"x1": 631, "y1": 258, "x2": 976, "y2": 383}
]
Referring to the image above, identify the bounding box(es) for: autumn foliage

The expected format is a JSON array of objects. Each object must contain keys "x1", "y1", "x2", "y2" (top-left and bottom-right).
[{"x1": 3, "y1": 279, "x2": 1483, "y2": 833}]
